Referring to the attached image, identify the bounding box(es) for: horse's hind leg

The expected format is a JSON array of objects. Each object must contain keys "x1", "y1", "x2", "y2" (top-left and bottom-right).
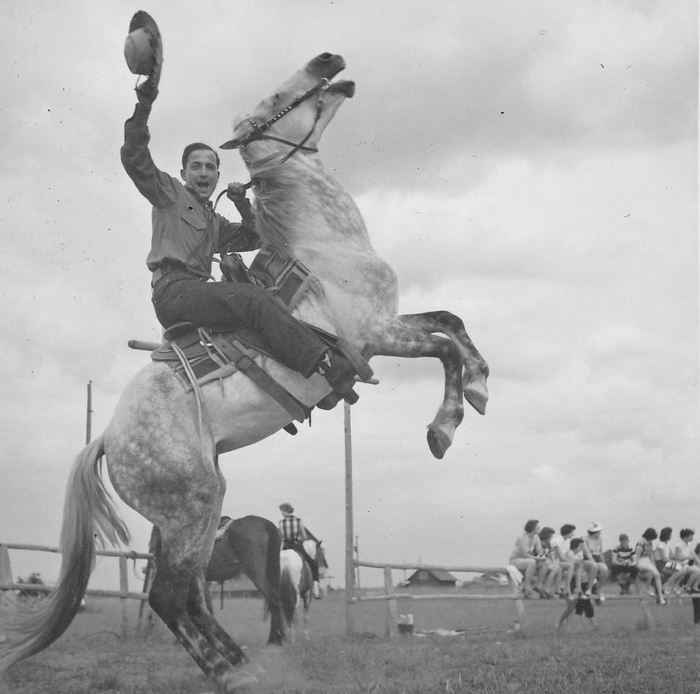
[
  {"x1": 187, "y1": 570, "x2": 262, "y2": 672},
  {"x1": 400, "y1": 311, "x2": 489, "y2": 414},
  {"x1": 149, "y1": 527, "x2": 261, "y2": 694}
]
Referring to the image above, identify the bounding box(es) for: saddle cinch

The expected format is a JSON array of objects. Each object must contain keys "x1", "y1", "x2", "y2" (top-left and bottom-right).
[{"x1": 129, "y1": 247, "x2": 374, "y2": 433}]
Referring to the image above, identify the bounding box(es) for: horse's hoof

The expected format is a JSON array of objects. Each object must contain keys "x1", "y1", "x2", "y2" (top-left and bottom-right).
[
  {"x1": 464, "y1": 381, "x2": 488, "y2": 415},
  {"x1": 426, "y1": 425, "x2": 451, "y2": 459}
]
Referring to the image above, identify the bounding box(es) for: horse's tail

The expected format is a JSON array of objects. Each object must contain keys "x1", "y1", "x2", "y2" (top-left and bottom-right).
[
  {"x1": 279, "y1": 554, "x2": 298, "y2": 628},
  {"x1": 0, "y1": 435, "x2": 130, "y2": 672}
]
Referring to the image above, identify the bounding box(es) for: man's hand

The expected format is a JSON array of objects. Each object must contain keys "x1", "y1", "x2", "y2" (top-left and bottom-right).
[
  {"x1": 136, "y1": 78, "x2": 158, "y2": 106},
  {"x1": 226, "y1": 182, "x2": 248, "y2": 202}
]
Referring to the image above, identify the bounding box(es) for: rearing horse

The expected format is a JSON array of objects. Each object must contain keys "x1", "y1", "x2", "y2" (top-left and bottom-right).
[{"x1": 0, "y1": 53, "x2": 488, "y2": 694}]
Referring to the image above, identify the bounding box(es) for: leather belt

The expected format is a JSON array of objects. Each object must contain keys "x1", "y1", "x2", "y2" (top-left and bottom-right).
[{"x1": 151, "y1": 262, "x2": 209, "y2": 287}]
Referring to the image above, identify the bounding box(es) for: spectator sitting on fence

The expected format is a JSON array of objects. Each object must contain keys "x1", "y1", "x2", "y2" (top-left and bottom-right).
[
  {"x1": 508, "y1": 519, "x2": 545, "y2": 599},
  {"x1": 610, "y1": 533, "x2": 638, "y2": 595},
  {"x1": 654, "y1": 526, "x2": 684, "y2": 596},
  {"x1": 551, "y1": 523, "x2": 577, "y2": 598},
  {"x1": 567, "y1": 537, "x2": 592, "y2": 597},
  {"x1": 583, "y1": 522, "x2": 609, "y2": 600},
  {"x1": 533, "y1": 527, "x2": 560, "y2": 599},
  {"x1": 673, "y1": 528, "x2": 700, "y2": 592},
  {"x1": 634, "y1": 528, "x2": 667, "y2": 605},
  {"x1": 681, "y1": 538, "x2": 700, "y2": 593}
]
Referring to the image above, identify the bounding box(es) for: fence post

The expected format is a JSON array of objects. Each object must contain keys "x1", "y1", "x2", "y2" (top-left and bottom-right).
[
  {"x1": 511, "y1": 576, "x2": 526, "y2": 636},
  {"x1": 0, "y1": 546, "x2": 13, "y2": 589},
  {"x1": 383, "y1": 566, "x2": 397, "y2": 638},
  {"x1": 118, "y1": 555, "x2": 129, "y2": 638}
]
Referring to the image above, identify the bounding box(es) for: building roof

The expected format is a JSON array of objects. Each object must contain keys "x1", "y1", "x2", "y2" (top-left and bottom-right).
[{"x1": 406, "y1": 568, "x2": 457, "y2": 584}]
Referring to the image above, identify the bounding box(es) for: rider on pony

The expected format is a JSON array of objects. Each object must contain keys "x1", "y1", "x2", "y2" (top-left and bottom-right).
[{"x1": 278, "y1": 502, "x2": 322, "y2": 599}]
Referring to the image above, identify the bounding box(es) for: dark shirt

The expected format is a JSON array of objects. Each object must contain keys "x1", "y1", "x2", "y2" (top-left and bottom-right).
[{"x1": 121, "y1": 103, "x2": 260, "y2": 280}]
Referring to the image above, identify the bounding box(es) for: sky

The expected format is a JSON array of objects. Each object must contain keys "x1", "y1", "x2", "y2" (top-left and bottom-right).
[{"x1": 0, "y1": 1, "x2": 697, "y2": 593}]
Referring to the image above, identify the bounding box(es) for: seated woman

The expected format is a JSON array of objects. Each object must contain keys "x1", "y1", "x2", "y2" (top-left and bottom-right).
[
  {"x1": 655, "y1": 527, "x2": 683, "y2": 596},
  {"x1": 551, "y1": 524, "x2": 578, "y2": 597},
  {"x1": 675, "y1": 529, "x2": 700, "y2": 593},
  {"x1": 533, "y1": 527, "x2": 560, "y2": 598},
  {"x1": 634, "y1": 528, "x2": 667, "y2": 605},
  {"x1": 508, "y1": 519, "x2": 545, "y2": 599}
]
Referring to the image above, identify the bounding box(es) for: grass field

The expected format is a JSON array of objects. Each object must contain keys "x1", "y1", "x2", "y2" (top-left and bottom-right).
[{"x1": 2, "y1": 588, "x2": 699, "y2": 693}]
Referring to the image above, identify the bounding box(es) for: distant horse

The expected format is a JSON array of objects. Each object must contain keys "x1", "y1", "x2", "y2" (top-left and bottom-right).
[
  {"x1": 0, "y1": 52, "x2": 488, "y2": 693},
  {"x1": 280, "y1": 538, "x2": 327, "y2": 639},
  {"x1": 204, "y1": 515, "x2": 285, "y2": 645}
]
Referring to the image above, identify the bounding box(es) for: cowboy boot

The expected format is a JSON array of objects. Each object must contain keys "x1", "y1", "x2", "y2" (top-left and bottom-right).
[{"x1": 315, "y1": 352, "x2": 359, "y2": 409}]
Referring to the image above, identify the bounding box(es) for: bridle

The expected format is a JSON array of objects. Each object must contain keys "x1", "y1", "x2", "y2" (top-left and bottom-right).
[
  {"x1": 238, "y1": 77, "x2": 330, "y2": 163},
  {"x1": 214, "y1": 77, "x2": 331, "y2": 209}
]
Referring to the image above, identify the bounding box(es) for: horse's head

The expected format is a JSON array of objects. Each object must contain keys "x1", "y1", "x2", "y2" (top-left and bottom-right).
[{"x1": 221, "y1": 53, "x2": 354, "y2": 163}]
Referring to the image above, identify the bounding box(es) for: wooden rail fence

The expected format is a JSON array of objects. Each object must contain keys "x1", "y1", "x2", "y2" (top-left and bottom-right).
[
  {"x1": 350, "y1": 558, "x2": 676, "y2": 637},
  {"x1": 0, "y1": 543, "x2": 151, "y2": 636}
]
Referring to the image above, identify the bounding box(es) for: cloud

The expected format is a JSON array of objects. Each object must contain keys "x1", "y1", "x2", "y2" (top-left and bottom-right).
[{"x1": 0, "y1": 1, "x2": 696, "y2": 588}]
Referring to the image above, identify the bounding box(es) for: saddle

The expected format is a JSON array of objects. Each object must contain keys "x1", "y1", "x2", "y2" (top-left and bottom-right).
[{"x1": 137, "y1": 247, "x2": 374, "y2": 430}]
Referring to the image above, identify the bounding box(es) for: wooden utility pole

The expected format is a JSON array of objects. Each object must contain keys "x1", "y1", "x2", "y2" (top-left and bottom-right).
[
  {"x1": 344, "y1": 401, "x2": 355, "y2": 634},
  {"x1": 85, "y1": 380, "x2": 93, "y2": 444}
]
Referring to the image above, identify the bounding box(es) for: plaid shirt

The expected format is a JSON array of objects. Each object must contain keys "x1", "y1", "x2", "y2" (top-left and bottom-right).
[{"x1": 279, "y1": 515, "x2": 305, "y2": 542}]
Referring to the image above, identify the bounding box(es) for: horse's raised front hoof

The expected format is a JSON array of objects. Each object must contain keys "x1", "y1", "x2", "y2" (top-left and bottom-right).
[
  {"x1": 427, "y1": 425, "x2": 452, "y2": 459},
  {"x1": 464, "y1": 380, "x2": 488, "y2": 415}
]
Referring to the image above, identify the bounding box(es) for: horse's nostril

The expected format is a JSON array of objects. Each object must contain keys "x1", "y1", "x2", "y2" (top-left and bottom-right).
[{"x1": 318, "y1": 52, "x2": 333, "y2": 61}]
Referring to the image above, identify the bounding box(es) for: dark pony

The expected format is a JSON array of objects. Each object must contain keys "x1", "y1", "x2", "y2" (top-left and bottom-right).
[{"x1": 204, "y1": 515, "x2": 285, "y2": 645}]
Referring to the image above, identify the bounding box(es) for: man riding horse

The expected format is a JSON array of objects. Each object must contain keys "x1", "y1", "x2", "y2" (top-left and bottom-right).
[
  {"x1": 120, "y1": 12, "x2": 358, "y2": 410},
  {"x1": 278, "y1": 503, "x2": 322, "y2": 599}
]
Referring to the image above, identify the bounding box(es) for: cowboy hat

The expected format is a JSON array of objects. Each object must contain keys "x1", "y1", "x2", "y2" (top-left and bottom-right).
[{"x1": 124, "y1": 10, "x2": 163, "y2": 87}]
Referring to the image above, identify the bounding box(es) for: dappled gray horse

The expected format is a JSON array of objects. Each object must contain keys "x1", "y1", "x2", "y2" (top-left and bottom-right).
[{"x1": 0, "y1": 53, "x2": 488, "y2": 694}]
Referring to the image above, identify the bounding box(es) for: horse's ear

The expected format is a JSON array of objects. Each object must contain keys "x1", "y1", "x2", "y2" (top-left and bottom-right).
[{"x1": 219, "y1": 137, "x2": 240, "y2": 150}]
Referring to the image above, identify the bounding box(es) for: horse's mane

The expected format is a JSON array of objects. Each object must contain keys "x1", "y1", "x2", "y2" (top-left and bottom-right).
[{"x1": 246, "y1": 153, "x2": 317, "y2": 249}]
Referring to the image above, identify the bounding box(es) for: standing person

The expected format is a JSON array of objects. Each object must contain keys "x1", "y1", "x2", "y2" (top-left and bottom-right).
[
  {"x1": 278, "y1": 503, "x2": 322, "y2": 599},
  {"x1": 610, "y1": 534, "x2": 638, "y2": 595},
  {"x1": 508, "y1": 520, "x2": 544, "y2": 599},
  {"x1": 634, "y1": 528, "x2": 667, "y2": 605},
  {"x1": 583, "y1": 522, "x2": 609, "y2": 600},
  {"x1": 120, "y1": 17, "x2": 358, "y2": 409}
]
